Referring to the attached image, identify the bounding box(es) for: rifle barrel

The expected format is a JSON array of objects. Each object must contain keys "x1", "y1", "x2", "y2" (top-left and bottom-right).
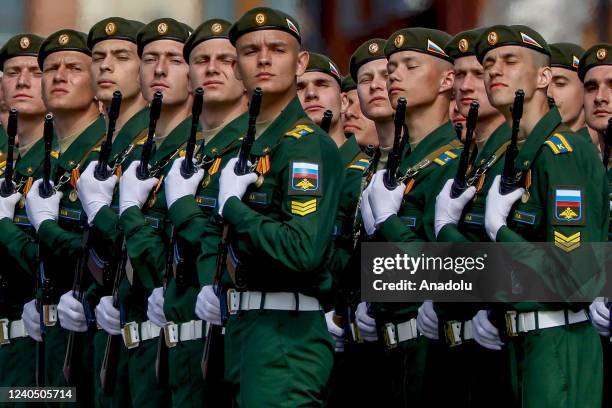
[
  {"x1": 0, "y1": 108, "x2": 18, "y2": 196},
  {"x1": 235, "y1": 88, "x2": 263, "y2": 176},
  {"x1": 95, "y1": 91, "x2": 122, "y2": 180},
  {"x1": 181, "y1": 87, "x2": 204, "y2": 178},
  {"x1": 383, "y1": 97, "x2": 407, "y2": 189},
  {"x1": 137, "y1": 91, "x2": 163, "y2": 180}
]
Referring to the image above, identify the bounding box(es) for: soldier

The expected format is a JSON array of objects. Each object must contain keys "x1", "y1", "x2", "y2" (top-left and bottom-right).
[
  {"x1": 340, "y1": 74, "x2": 378, "y2": 148},
  {"x1": 116, "y1": 18, "x2": 192, "y2": 408},
  {"x1": 548, "y1": 42, "x2": 596, "y2": 142},
  {"x1": 0, "y1": 33, "x2": 46, "y2": 391},
  {"x1": 471, "y1": 25, "x2": 607, "y2": 407},
  {"x1": 358, "y1": 28, "x2": 461, "y2": 406},
  {"x1": 191, "y1": 7, "x2": 343, "y2": 406},
  {"x1": 24, "y1": 30, "x2": 105, "y2": 403},
  {"x1": 0, "y1": 73, "x2": 8, "y2": 153},
  {"x1": 161, "y1": 18, "x2": 247, "y2": 407}
]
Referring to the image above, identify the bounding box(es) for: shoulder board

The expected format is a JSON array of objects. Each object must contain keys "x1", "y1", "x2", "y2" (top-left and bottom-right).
[
  {"x1": 348, "y1": 154, "x2": 371, "y2": 171},
  {"x1": 433, "y1": 148, "x2": 461, "y2": 166},
  {"x1": 543, "y1": 133, "x2": 573, "y2": 155},
  {"x1": 51, "y1": 150, "x2": 60, "y2": 159},
  {"x1": 136, "y1": 134, "x2": 149, "y2": 145},
  {"x1": 92, "y1": 146, "x2": 102, "y2": 152},
  {"x1": 285, "y1": 124, "x2": 315, "y2": 139}
]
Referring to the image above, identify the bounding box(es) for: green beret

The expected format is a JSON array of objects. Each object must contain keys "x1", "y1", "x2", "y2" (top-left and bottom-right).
[
  {"x1": 550, "y1": 42, "x2": 584, "y2": 72},
  {"x1": 475, "y1": 24, "x2": 550, "y2": 63},
  {"x1": 38, "y1": 29, "x2": 90, "y2": 69},
  {"x1": 87, "y1": 17, "x2": 144, "y2": 49},
  {"x1": 137, "y1": 18, "x2": 193, "y2": 57},
  {"x1": 183, "y1": 19, "x2": 232, "y2": 61},
  {"x1": 444, "y1": 28, "x2": 485, "y2": 61},
  {"x1": 341, "y1": 75, "x2": 356, "y2": 92},
  {"x1": 349, "y1": 38, "x2": 386, "y2": 82},
  {"x1": 229, "y1": 7, "x2": 301, "y2": 46},
  {"x1": 385, "y1": 27, "x2": 452, "y2": 63},
  {"x1": 0, "y1": 34, "x2": 44, "y2": 69},
  {"x1": 305, "y1": 52, "x2": 341, "y2": 86},
  {"x1": 578, "y1": 43, "x2": 612, "y2": 82}
]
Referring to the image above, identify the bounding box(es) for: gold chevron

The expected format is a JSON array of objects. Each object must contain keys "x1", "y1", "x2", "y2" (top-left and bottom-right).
[
  {"x1": 291, "y1": 199, "x2": 317, "y2": 216},
  {"x1": 554, "y1": 231, "x2": 580, "y2": 252}
]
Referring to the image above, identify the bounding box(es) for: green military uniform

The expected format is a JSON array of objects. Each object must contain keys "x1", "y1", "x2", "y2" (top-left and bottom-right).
[
  {"x1": 475, "y1": 26, "x2": 608, "y2": 407},
  {"x1": 0, "y1": 34, "x2": 45, "y2": 398}
]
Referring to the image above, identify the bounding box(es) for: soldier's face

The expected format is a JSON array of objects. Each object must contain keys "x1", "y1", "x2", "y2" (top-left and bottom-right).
[
  {"x1": 140, "y1": 40, "x2": 190, "y2": 106},
  {"x1": 356, "y1": 59, "x2": 393, "y2": 122},
  {"x1": 1, "y1": 56, "x2": 46, "y2": 116},
  {"x1": 387, "y1": 50, "x2": 454, "y2": 111},
  {"x1": 42, "y1": 51, "x2": 96, "y2": 112},
  {"x1": 548, "y1": 67, "x2": 584, "y2": 126},
  {"x1": 91, "y1": 39, "x2": 141, "y2": 104},
  {"x1": 234, "y1": 30, "x2": 308, "y2": 97},
  {"x1": 583, "y1": 65, "x2": 612, "y2": 133},
  {"x1": 296, "y1": 71, "x2": 341, "y2": 126},
  {"x1": 454, "y1": 56, "x2": 500, "y2": 121},
  {"x1": 189, "y1": 38, "x2": 245, "y2": 105},
  {"x1": 482, "y1": 46, "x2": 550, "y2": 114},
  {"x1": 342, "y1": 89, "x2": 378, "y2": 147}
]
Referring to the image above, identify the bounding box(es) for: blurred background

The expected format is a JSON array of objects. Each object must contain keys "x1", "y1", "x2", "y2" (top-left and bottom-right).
[{"x1": 0, "y1": 0, "x2": 610, "y2": 73}]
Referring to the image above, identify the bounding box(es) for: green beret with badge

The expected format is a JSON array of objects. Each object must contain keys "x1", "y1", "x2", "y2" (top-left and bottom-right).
[
  {"x1": 384, "y1": 27, "x2": 453, "y2": 63},
  {"x1": 0, "y1": 33, "x2": 44, "y2": 69},
  {"x1": 578, "y1": 43, "x2": 611, "y2": 81},
  {"x1": 87, "y1": 17, "x2": 144, "y2": 49},
  {"x1": 183, "y1": 18, "x2": 232, "y2": 61},
  {"x1": 38, "y1": 29, "x2": 90, "y2": 69},
  {"x1": 305, "y1": 52, "x2": 342, "y2": 86},
  {"x1": 341, "y1": 74, "x2": 356, "y2": 92},
  {"x1": 136, "y1": 18, "x2": 193, "y2": 57},
  {"x1": 549, "y1": 42, "x2": 584, "y2": 72},
  {"x1": 444, "y1": 28, "x2": 485, "y2": 61},
  {"x1": 349, "y1": 38, "x2": 386, "y2": 82},
  {"x1": 228, "y1": 6, "x2": 301, "y2": 46},
  {"x1": 475, "y1": 24, "x2": 550, "y2": 63}
]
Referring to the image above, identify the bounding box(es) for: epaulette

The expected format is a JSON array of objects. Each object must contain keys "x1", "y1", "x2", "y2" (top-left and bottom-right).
[
  {"x1": 348, "y1": 155, "x2": 370, "y2": 171},
  {"x1": 544, "y1": 132, "x2": 573, "y2": 155},
  {"x1": 433, "y1": 147, "x2": 461, "y2": 166},
  {"x1": 285, "y1": 124, "x2": 315, "y2": 139},
  {"x1": 51, "y1": 150, "x2": 60, "y2": 159},
  {"x1": 136, "y1": 134, "x2": 148, "y2": 145},
  {"x1": 92, "y1": 145, "x2": 102, "y2": 152}
]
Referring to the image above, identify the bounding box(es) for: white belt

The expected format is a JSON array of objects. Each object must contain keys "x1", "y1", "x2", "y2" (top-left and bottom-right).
[
  {"x1": 0, "y1": 319, "x2": 28, "y2": 345},
  {"x1": 227, "y1": 290, "x2": 321, "y2": 314},
  {"x1": 443, "y1": 320, "x2": 473, "y2": 347},
  {"x1": 121, "y1": 320, "x2": 161, "y2": 349},
  {"x1": 163, "y1": 320, "x2": 207, "y2": 348},
  {"x1": 505, "y1": 309, "x2": 589, "y2": 335},
  {"x1": 383, "y1": 318, "x2": 421, "y2": 349}
]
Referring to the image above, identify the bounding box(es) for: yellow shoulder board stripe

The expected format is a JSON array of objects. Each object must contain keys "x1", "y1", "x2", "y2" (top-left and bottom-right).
[
  {"x1": 285, "y1": 124, "x2": 315, "y2": 139},
  {"x1": 291, "y1": 198, "x2": 317, "y2": 216},
  {"x1": 348, "y1": 157, "x2": 370, "y2": 171},
  {"x1": 136, "y1": 135, "x2": 149, "y2": 145},
  {"x1": 553, "y1": 230, "x2": 580, "y2": 252},
  {"x1": 544, "y1": 133, "x2": 573, "y2": 155},
  {"x1": 51, "y1": 151, "x2": 60, "y2": 159},
  {"x1": 433, "y1": 149, "x2": 459, "y2": 166}
]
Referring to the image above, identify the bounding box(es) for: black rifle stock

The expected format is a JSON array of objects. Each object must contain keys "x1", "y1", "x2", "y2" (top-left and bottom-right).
[
  {"x1": 0, "y1": 108, "x2": 18, "y2": 196},
  {"x1": 499, "y1": 89, "x2": 524, "y2": 195},
  {"x1": 137, "y1": 91, "x2": 163, "y2": 180},
  {"x1": 320, "y1": 110, "x2": 333, "y2": 133},
  {"x1": 39, "y1": 114, "x2": 54, "y2": 198},
  {"x1": 383, "y1": 97, "x2": 407, "y2": 189},
  {"x1": 451, "y1": 100, "x2": 479, "y2": 198},
  {"x1": 602, "y1": 118, "x2": 612, "y2": 168},
  {"x1": 95, "y1": 91, "x2": 122, "y2": 181},
  {"x1": 181, "y1": 87, "x2": 204, "y2": 178},
  {"x1": 234, "y1": 88, "x2": 263, "y2": 176}
]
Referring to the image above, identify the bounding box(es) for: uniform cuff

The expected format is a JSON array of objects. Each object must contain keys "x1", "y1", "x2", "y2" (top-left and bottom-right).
[
  {"x1": 378, "y1": 214, "x2": 407, "y2": 242},
  {"x1": 119, "y1": 206, "x2": 146, "y2": 237},
  {"x1": 168, "y1": 195, "x2": 202, "y2": 229},
  {"x1": 222, "y1": 196, "x2": 250, "y2": 225}
]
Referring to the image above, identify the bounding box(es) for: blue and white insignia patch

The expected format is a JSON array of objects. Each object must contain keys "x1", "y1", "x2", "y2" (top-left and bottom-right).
[
  {"x1": 292, "y1": 162, "x2": 319, "y2": 191},
  {"x1": 553, "y1": 187, "x2": 584, "y2": 225}
]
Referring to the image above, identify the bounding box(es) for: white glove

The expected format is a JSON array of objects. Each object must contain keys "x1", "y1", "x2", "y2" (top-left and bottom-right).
[
  {"x1": 360, "y1": 184, "x2": 376, "y2": 236},
  {"x1": 355, "y1": 301, "x2": 378, "y2": 342},
  {"x1": 57, "y1": 290, "x2": 88, "y2": 332},
  {"x1": 146, "y1": 287, "x2": 166, "y2": 327},
  {"x1": 25, "y1": 179, "x2": 62, "y2": 232},
  {"x1": 484, "y1": 175, "x2": 524, "y2": 241},
  {"x1": 0, "y1": 181, "x2": 22, "y2": 220},
  {"x1": 76, "y1": 161, "x2": 117, "y2": 225},
  {"x1": 589, "y1": 297, "x2": 610, "y2": 337},
  {"x1": 471, "y1": 310, "x2": 504, "y2": 350},
  {"x1": 434, "y1": 179, "x2": 476, "y2": 237},
  {"x1": 119, "y1": 161, "x2": 159, "y2": 215},
  {"x1": 416, "y1": 300, "x2": 439, "y2": 340},
  {"x1": 195, "y1": 285, "x2": 222, "y2": 325},
  {"x1": 21, "y1": 299, "x2": 42, "y2": 342},
  {"x1": 164, "y1": 158, "x2": 205, "y2": 209},
  {"x1": 325, "y1": 311, "x2": 345, "y2": 352},
  {"x1": 218, "y1": 157, "x2": 257, "y2": 216},
  {"x1": 95, "y1": 296, "x2": 121, "y2": 336},
  {"x1": 367, "y1": 170, "x2": 404, "y2": 227}
]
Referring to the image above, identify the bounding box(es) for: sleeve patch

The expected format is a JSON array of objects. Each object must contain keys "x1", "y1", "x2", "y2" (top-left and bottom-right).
[
  {"x1": 285, "y1": 125, "x2": 314, "y2": 139},
  {"x1": 554, "y1": 230, "x2": 580, "y2": 252},
  {"x1": 291, "y1": 198, "x2": 317, "y2": 216},
  {"x1": 288, "y1": 161, "x2": 322, "y2": 196},
  {"x1": 433, "y1": 150, "x2": 459, "y2": 166},
  {"x1": 544, "y1": 133, "x2": 573, "y2": 154},
  {"x1": 552, "y1": 187, "x2": 584, "y2": 225}
]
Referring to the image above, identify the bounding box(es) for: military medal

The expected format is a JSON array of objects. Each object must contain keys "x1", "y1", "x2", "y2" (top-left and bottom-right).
[
  {"x1": 255, "y1": 174, "x2": 265, "y2": 188},
  {"x1": 403, "y1": 178, "x2": 415, "y2": 195},
  {"x1": 148, "y1": 175, "x2": 164, "y2": 208},
  {"x1": 18, "y1": 197, "x2": 25, "y2": 208},
  {"x1": 201, "y1": 174, "x2": 211, "y2": 188},
  {"x1": 254, "y1": 155, "x2": 270, "y2": 188},
  {"x1": 521, "y1": 169, "x2": 532, "y2": 203},
  {"x1": 69, "y1": 189, "x2": 78, "y2": 202},
  {"x1": 69, "y1": 168, "x2": 80, "y2": 201}
]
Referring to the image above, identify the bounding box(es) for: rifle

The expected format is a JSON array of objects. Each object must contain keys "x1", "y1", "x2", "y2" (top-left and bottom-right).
[
  {"x1": 39, "y1": 114, "x2": 54, "y2": 198},
  {"x1": 320, "y1": 110, "x2": 333, "y2": 133},
  {"x1": 202, "y1": 88, "x2": 263, "y2": 380},
  {"x1": 451, "y1": 101, "x2": 479, "y2": 198},
  {"x1": 0, "y1": 108, "x2": 18, "y2": 197},
  {"x1": 181, "y1": 87, "x2": 204, "y2": 178},
  {"x1": 499, "y1": 89, "x2": 524, "y2": 195},
  {"x1": 95, "y1": 91, "x2": 122, "y2": 180},
  {"x1": 383, "y1": 97, "x2": 407, "y2": 189},
  {"x1": 602, "y1": 118, "x2": 612, "y2": 168},
  {"x1": 137, "y1": 91, "x2": 163, "y2": 180}
]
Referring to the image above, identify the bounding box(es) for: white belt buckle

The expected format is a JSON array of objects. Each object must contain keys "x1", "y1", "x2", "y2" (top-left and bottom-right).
[
  {"x1": 0, "y1": 319, "x2": 9, "y2": 345},
  {"x1": 43, "y1": 304, "x2": 57, "y2": 326},
  {"x1": 444, "y1": 320, "x2": 462, "y2": 347},
  {"x1": 383, "y1": 323, "x2": 397, "y2": 349},
  {"x1": 164, "y1": 322, "x2": 178, "y2": 348},
  {"x1": 227, "y1": 289, "x2": 239, "y2": 315},
  {"x1": 122, "y1": 322, "x2": 140, "y2": 349}
]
